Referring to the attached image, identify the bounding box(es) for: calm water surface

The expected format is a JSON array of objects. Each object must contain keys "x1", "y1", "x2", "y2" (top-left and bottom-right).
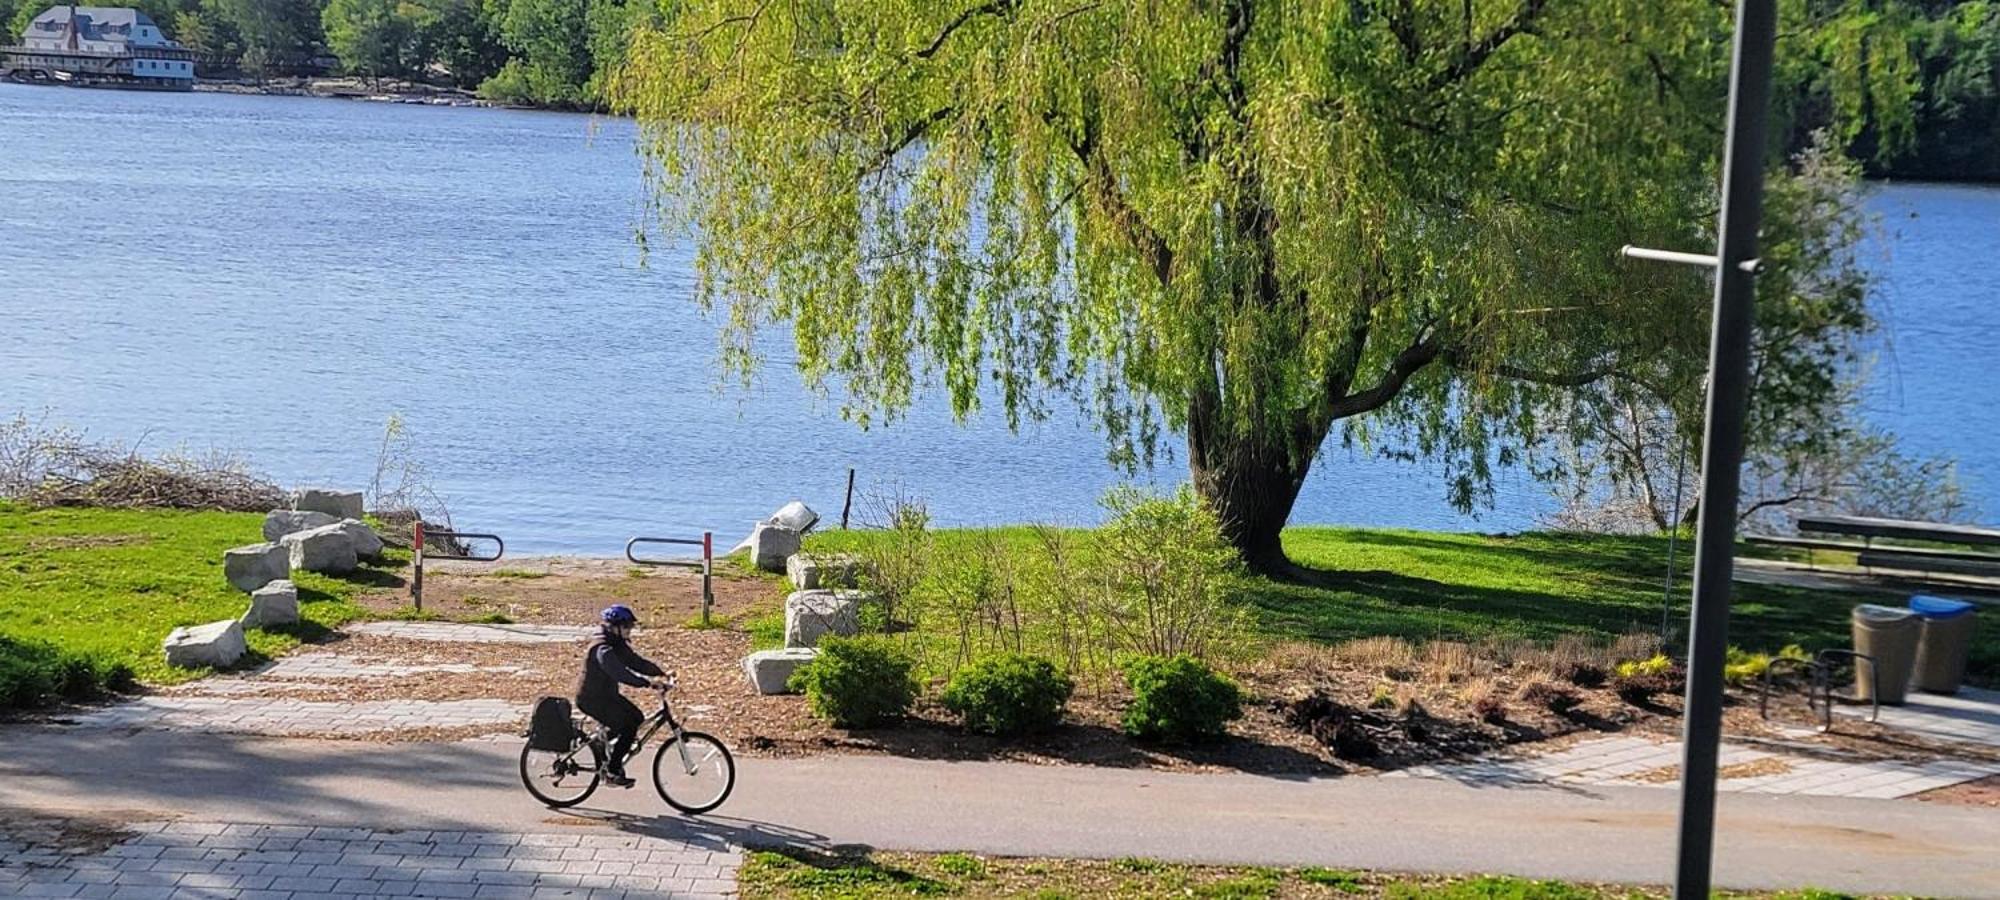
[{"x1": 1, "y1": 86, "x2": 1994, "y2": 553}]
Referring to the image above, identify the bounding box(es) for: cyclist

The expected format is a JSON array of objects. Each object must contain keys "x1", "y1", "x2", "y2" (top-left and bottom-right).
[{"x1": 575, "y1": 604, "x2": 668, "y2": 787}]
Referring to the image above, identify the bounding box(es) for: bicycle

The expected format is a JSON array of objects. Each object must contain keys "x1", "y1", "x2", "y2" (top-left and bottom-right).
[{"x1": 518, "y1": 675, "x2": 736, "y2": 814}]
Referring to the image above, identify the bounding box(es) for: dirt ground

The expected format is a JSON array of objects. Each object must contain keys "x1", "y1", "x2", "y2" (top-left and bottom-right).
[{"x1": 146, "y1": 557, "x2": 2000, "y2": 777}]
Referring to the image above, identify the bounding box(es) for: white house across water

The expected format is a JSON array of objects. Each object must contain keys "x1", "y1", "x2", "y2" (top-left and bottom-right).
[{"x1": 0, "y1": 6, "x2": 196, "y2": 89}]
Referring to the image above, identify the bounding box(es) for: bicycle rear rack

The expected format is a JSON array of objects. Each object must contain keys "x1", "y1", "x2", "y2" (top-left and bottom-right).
[
  {"x1": 626, "y1": 533, "x2": 714, "y2": 626},
  {"x1": 411, "y1": 521, "x2": 506, "y2": 611}
]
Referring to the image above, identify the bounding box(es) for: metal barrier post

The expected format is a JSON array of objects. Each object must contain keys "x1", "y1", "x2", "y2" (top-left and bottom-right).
[
  {"x1": 627, "y1": 533, "x2": 716, "y2": 626},
  {"x1": 412, "y1": 520, "x2": 425, "y2": 611}
]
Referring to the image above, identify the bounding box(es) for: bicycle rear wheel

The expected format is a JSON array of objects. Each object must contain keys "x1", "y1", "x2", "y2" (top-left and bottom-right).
[
  {"x1": 651, "y1": 731, "x2": 735, "y2": 814},
  {"x1": 520, "y1": 739, "x2": 603, "y2": 808}
]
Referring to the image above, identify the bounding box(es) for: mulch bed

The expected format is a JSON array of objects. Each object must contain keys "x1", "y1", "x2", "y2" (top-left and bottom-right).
[{"x1": 122, "y1": 557, "x2": 1997, "y2": 778}]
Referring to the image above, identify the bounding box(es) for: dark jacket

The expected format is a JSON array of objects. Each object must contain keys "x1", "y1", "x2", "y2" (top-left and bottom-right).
[{"x1": 574, "y1": 627, "x2": 664, "y2": 707}]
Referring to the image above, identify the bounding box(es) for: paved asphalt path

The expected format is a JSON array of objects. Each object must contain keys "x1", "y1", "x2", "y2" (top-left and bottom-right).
[{"x1": 4, "y1": 727, "x2": 1997, "y2": 897}]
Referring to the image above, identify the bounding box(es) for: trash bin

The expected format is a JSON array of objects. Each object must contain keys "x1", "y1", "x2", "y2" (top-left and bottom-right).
[
  {"x1": 1910, "y1": 594, "x2": 1978, "y2": 695},
  {"x1": 1851, "y1": 604, "x2": 1921, "y2": 705}
]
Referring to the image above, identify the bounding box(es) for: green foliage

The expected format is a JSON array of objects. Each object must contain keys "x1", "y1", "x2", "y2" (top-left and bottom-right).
[
  {"x1": 738, "y1": 850, "x2": 951, "y2": 897},
  {"x1": 929, "y1": 853, "x2": 985, "y2": 880},
  {"x1": 608, "y1": 0, "x2": 1919, "y2": 564},
  {"x1": 790, "y1": 635, "x2": 919, "y2": 729},
  {"x1": 0, "y1": 636, "x2": 135, "y2": 709},
  {"x1": 0, "y1": 504, "x2": 384, "y2": 690},
  {"x1": 1120, "y1": 654, "x2": 1243, "y2": 743},
  {"x1": 1094, "y1": 486, "x2": 1251, "y2": 659},
  {"x1": 1615, "y1": 654, "x2": 1675, "y2": 679},
  {"x1": 1299, "y1": 867, "x2": 1365, "y2": 891},
  {"x1": 322, "y1": 0, "x2": 421, "y2": 79},
  {"x1": 1386, "y1": 876, "x2": 1601, "y2": 900},
  {"x1": 207, "y1": 0, "x2": 323, "y2": 74},
  {"x1": 1193, "y1": 870, "x2": 1281, "y2": 900},
  {"x1": 940, "y1": 653, "x2": 1074, "y2": 736}
]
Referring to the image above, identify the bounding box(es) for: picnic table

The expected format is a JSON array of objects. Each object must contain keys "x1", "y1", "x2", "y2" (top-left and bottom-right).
[{"x1": 1795, "y1": 515, "x2": 2000, "y2": 548}]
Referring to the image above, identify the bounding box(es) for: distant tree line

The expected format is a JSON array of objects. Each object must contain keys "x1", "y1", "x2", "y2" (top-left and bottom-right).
[
  {"x1": 0, "y1": 0, "x2": 1993, "y2": 174},
  {"x1": 0, "y1": 0, "x2": 657, "y2": 109}
]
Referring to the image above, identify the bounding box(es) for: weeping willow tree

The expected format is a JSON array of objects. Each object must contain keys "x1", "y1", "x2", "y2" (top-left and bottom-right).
[{"x1": 613, "y1": 0, "x2": 1900, "y2": 572}]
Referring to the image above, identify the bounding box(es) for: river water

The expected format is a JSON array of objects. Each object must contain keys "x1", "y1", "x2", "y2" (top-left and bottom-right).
[{"x1": 1, "y1": 85, "x2": 1993, "y2": 554}]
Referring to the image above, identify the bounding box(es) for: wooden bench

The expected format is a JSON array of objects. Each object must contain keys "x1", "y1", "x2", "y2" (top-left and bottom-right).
[
  {"x1": 1856, "y1": 549, "x2": 2000, "y2": 579},
  {"x1": 1742, "y1": 534, "x2": 1870, "y2": 554}
]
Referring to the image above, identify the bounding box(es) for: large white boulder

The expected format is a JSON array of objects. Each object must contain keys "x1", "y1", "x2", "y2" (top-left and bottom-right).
[
  {"x1": 241, "y1": 579, "x2": 299, "y2": 628},
  {"x1": 281, "y1": 523, "x2": 358, "y2": 575},
  {"x1": 294, "y1": 488, "x2": 364, "y2": 520},
  {"x1": 263, "y1": 509, "x2": 339, "y2": 542},
  {"x1": 335, "y1": 518, "x2": 385, "y2": 561},
  {"x1": 745, "y1": 523, "x2": 802, "y2": 573},
  {"x1": 164, "y1": 619, "x2": 247, "y2": 669},
  {"x1": 743, "y1": 648, "x2": 818, "y2": 695},
  {"x1": 783, "y1": 589, "x2": 864, "y2": 649},
  {"x1": 787, "y1": 553, "x2": 870, "y2": 591},
  {"x1": 767, "y1": 500, "x2": 819, "y2": 534},
  {"x1": 223, "y1": 542, "x2": 290, "y2": 593}
]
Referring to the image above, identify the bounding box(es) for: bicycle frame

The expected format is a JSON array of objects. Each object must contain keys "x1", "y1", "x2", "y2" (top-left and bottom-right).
[{"x1": 571, "y1": 684, "x2": 703, "y2": 776}]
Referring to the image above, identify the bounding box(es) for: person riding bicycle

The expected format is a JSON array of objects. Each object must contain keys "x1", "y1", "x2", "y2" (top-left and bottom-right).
[{"x1": 575, "y1": 604, "x2": 668, "y2": 787}]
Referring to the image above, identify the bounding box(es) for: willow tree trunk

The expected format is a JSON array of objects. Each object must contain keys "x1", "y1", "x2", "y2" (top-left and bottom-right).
[{"x1": 1186, "y1": 390, "x2": 1324, "y2": 575}]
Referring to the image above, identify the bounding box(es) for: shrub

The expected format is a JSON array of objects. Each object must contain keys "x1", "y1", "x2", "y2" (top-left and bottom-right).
[
  {"x1": 1120, "y1": 654, "x2": 1242, "y2": 743},
  {"x1": 0, "y1": 637, "x2": 133, "y2": 709},
  {"x1": 789, "y1": 635, "x2": 918, "y2": 728},
  {"x1": 941, "y1": 653, "x2": 1074, "y2": 736},
  {"x1": 1094, "y1": 486, "x2": 1251, "y2": 660},
  {"x1": 1614, "y1": 653, "x2": 1674, "y2": 679}
]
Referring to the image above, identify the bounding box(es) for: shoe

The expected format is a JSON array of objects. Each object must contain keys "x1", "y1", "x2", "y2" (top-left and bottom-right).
[{"x1": 603, "y1": 772, "x2": 635, "y2": 788}]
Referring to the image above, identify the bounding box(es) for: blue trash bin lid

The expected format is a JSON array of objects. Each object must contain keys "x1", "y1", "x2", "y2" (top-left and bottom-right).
[{"x1": 1910, "y1": 595, "x2": 1976, "y2": 619}]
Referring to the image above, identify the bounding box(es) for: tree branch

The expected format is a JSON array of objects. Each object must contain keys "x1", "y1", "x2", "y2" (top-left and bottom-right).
[
  {"x1": 861, "y1": 105, "x2": 959, "y2": 177},
  {"x1": 1426, "y1": 0, "x2": 1549, "y2": 91},
  {"x1": 1326, "y1": 333, "x2": 1444, "y2": 419},
  {"x1": 915, "y1": 0, "x2": 1018, "y2": 60}
]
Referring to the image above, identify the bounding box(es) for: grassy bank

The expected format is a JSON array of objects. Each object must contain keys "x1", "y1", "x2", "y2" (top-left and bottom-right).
[
  {"x1": 0, "y1": 502, "x2": 397, "y2": 693},
  {"x1": 739, "y1": 848, "x2": 1861, "y2": 899},
  {"x1": 802, "y1": 526, "x2": 1997, "y2": 682}
]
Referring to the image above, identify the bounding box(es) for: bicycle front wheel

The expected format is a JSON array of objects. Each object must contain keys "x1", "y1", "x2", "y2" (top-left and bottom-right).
[
  {"x1": 652, "y1": 731, "x2": 735, "y2": 814},
  {"x1": 520, "y1": 739, "x2": 603, "y2": 809}
]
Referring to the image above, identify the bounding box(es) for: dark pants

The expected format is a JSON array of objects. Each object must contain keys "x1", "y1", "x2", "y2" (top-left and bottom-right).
[{"x1": 577, "y1": 694, "x2": 642, "y2": 776}]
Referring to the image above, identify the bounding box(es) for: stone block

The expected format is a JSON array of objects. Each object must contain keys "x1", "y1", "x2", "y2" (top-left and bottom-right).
[
  {"x1": 335, "y1": 518, "x2": 385, "y2": 561},
  {"x1": 786, "y1": 553, "x2": 871, "y2": 590},
  {"x1": 262, "y1": 509, "x2": 339, "y2": 542},
  {"x1": 224, "y1": 542, "x2": 290, "y2": 593},
  {"x1": 783, "y1": 589, "x2": 864, "y2": 649},
  {"x1": 281, "y1": 523, "x2": 358, "y2": 575},
  {"x1": 743, "y1": 648, "x2": 818, "y2": 694},
  {"x1": 242, "y1": 579, "x2": 299, "y2": 628},
  {"x1": 164, "y1": 619, "x2": 247, "y2": 669},
  {"x1": 294, "y1": 488, "x2": 364, "y2": 520},
  {"x1": 745, "y1": 523, "x2": 801, "y2": 573}
]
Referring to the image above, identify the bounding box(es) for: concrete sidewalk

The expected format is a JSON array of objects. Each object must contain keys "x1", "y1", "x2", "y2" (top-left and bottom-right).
[{"x1": 3, "y1": 726, "x2": 1997, "y2": 897}]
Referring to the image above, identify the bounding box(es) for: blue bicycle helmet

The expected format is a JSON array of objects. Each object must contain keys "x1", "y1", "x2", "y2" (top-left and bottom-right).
[{"x1": 601, "y1": 604, "x2": 638, "y2": 627}]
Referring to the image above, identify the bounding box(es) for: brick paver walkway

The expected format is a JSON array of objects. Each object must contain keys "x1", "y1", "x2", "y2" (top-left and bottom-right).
[
  {"x1": 345, "y1": 623, "x2": 595, "y2": 644},
  {"x1": 68, "y1": 698, "x2": 522, "y2": 736},
  {"x1": 1835, "y1": 685, "x2": 2000, "y2": 746},
  {"x1": 1392, "y1": 735, "x2": 2000, "y2": 799},
  {"x1": 0, "y1": 821, "x2": 738, "y2": 900}
]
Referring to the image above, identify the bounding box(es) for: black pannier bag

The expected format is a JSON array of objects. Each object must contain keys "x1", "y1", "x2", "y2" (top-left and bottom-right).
[{"x1": 527, "y1": 696, "x2": 578, "y2": 751}]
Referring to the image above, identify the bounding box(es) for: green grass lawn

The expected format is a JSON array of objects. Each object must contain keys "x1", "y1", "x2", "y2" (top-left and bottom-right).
[
  {"x1": 804, "y1": 526, "x2": 1997, "y2": 681},
  {"x1": 0, "y1": 502, "x2": 402, "y2": 688},
  {"x1": 737, "y1": 848, "x2": 1864, "y2": 899}
]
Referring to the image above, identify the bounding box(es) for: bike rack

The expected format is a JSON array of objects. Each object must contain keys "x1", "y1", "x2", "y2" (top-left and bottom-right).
[
  {"x1": 1758, "y1": 649, "x2": 1879, "y2": 733},
  {"x1": 626, "y1": 533, "x2": 714, "y2": 626},
  {"x1": 412, "y1": 521, "x2": 506, "y2": 611}
]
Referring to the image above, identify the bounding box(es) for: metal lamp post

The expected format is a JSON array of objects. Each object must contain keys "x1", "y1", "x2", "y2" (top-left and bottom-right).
[{"x1": 1617, "y1": 0, "x2": 1779, "y2": 896}]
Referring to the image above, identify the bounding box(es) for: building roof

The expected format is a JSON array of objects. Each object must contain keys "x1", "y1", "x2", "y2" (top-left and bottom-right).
[{"x1": 24, "y1": 6, "x2": 167, "y2": 46}]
